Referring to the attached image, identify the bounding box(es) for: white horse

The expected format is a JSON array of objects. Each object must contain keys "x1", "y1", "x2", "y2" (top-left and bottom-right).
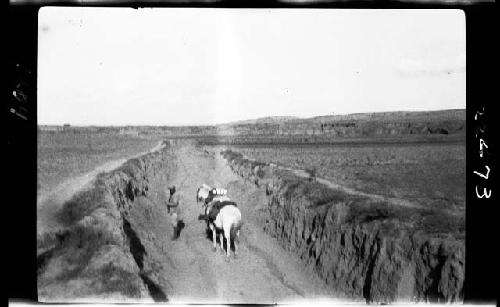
[
  {"x1": 206, "y1": 201, "x2": 242, "y2": 261},
  {"x1": 203, "y1": 195, "x2": 231, "y2": 224},
  {"x1": 196, "y1": 184, "x2": 212, "y2": 204}
]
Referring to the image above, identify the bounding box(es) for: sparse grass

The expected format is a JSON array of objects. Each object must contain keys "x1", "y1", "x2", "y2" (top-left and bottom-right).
[
  {"x1": 255, "y1": 167, "x2": 266, "y2": 179},
  {"x1": 221, "y1": 150, "x2": 244, "y2": 164},
  {"x1": 346, "y1": 200, "x2": 409, "y2": 224},
  {"x1": 417, "y1": 208, "x2": 465, "y2": 238},
  {"x1": 283, "y1": 173, "x2": 464, "y2": 239},
  {"x1": 223, "y1": 147, "x2": 465, "y2": 240},
  {"x1": 96, "y1": 262, "x2": 143, "y2": 297},
  {"x1": 275, "y1": 170, "x2": 352, "y2": 207},
  {"x1": 304, "y1": 167, "x2": 317, "y2": 181},
  {"x1": 37, "y1": 131, "x2": 158, "y2": 196},
  {"x1": 58, "y1": 175, "x2": 112, "y2": 225},
  {"x1": 220, "y1": 142, "x2": 465, "y2": 211}
]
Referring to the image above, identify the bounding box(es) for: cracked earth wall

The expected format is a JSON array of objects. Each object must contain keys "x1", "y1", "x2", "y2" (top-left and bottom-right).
[
  {"x1": 37, "y1": 141, "x2": 176, "y2": 302},
  {"x1": 221, "y1": 149, "x2": 464, "y2": 304}
]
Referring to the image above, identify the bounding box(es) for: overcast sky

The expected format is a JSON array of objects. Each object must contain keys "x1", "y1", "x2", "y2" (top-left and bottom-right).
[{"x1": 38, "y1": 8, "x2": 465, "y2": 126}]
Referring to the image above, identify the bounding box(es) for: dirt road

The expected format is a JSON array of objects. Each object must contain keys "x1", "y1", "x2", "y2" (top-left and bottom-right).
[
  {"x1": 138, "y1": 145, "x2": 341, "y2": 304},
  {"x1": 37, "y1": 142, "x2": 349, "y2": 303}
]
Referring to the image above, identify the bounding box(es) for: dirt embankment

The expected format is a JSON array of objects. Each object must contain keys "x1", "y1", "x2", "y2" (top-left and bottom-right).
[
  {"x1": 38, "y1": 141, "x2": 341, "y2": 304},
  {"x1": 221, "y1": 150, "x2": 465, "y2": 304},
  {"x1": 37, "y1": 141, "x2": 175, "y2": 302}
]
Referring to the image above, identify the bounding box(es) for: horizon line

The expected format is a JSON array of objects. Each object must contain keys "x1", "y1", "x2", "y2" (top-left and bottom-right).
[{"x1": 37, "y1": 108, "x2": 466, "y2": 127}]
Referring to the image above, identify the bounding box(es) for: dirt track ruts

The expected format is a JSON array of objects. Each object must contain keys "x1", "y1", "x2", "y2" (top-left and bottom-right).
[{"x1": 144, "y1": 144, "x2": 342, "y2": 304}]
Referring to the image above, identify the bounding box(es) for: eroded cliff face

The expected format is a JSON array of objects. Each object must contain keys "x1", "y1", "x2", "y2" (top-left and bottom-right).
[
  {"x1": 221, "y1": 150, "x2": 464, "y2": 304},
  {"x1": 37, "y1": 142, "x2": 175, "y2": 302}
]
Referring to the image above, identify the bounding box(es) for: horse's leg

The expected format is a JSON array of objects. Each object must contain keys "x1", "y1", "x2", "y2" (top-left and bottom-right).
[
  {"x1": 233, "y1": 238, "x2": 238, "y2": 258},
  {"x1": 219, "y1": 232, "x2": 224, "y2": 254},
  {"x1": 226, "y1": 235, "x2": 231, "y2": 260},
  {"x1": 234, "y1": 229, "x2": 240, "y2": 258},
  {"x1": 225, "y1": 229, "x2": 231, "y2": 261},
  {"x1": 211, "y1": 224, "x2": 217, "y2": 252}
]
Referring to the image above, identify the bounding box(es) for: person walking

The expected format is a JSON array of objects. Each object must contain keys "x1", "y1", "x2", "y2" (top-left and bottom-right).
[{"x1": 166, "y1": 185, "x2": 184, "y2": 240}]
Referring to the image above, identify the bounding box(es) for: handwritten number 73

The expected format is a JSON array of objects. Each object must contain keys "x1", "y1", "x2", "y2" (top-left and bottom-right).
[{"x1": 474, "y1": 166, "x2": 491, "y2": 199}]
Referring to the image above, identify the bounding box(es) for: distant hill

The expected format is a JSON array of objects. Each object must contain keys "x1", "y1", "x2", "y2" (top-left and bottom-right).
[
  {"x1": 220, "y1": 116, "x2": 300, "y2": 126},
  {"x1": 39, "y1": 109, "x2": 466, "y2": 141},
  {"x1": 305, "y1": 109, "x2": 466, "y2": 124},
  {"x1": 221, "y1": 109, "x2": 465, "y2": 126},
  {"x1": 214, "y1": 109, "x2": 466, "y2": 139}
]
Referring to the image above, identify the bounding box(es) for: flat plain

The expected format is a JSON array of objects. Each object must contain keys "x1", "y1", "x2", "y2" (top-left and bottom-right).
[
  {"x1": 220, "y1": 141, "x2": 465, "y2": 212},
  {"x1": 37, "y1": 131, "x2": 159, "y2": 198}
]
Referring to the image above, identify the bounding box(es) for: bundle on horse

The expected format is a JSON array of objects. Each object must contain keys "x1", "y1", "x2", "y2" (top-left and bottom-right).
[
  {"x1": 211, "y1": 188, "x2": 228, "y2": 196},
  {"x1": 196, "y1": 184, "x2": 213, "y2": 204},
  {"x1": 205, "y1": 200, "x2": 242, "y2": 261},
  {"x1": 197, "y1": 184, "x2": 228, "y2": 206}
]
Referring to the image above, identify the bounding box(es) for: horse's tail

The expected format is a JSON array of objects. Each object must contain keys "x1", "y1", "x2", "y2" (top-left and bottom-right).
[
  {"x1": 230, "y1": 219, "x2": 243, "y2": 240},
  {"x1": 196, "y1": 187, "x2": 200, "y2": 203}
]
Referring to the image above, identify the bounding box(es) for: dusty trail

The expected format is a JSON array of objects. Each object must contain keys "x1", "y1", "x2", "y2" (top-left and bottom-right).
[{"x1": 154, "y1": 145, "x2": 338, "y2": 304}]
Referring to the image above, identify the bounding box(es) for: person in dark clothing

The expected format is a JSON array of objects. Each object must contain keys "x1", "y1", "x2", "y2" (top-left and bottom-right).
[{"x1": 166, "y1": 185, "x2": 184, "y2": 240}]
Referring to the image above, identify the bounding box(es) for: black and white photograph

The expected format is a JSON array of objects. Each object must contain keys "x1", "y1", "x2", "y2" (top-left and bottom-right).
[
  {"x1": 6, "y1": 2, "x2": 497, "y2": 306},
  {"x1": 33, "y1": 8, "x2": 470, "y2": 304}
]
